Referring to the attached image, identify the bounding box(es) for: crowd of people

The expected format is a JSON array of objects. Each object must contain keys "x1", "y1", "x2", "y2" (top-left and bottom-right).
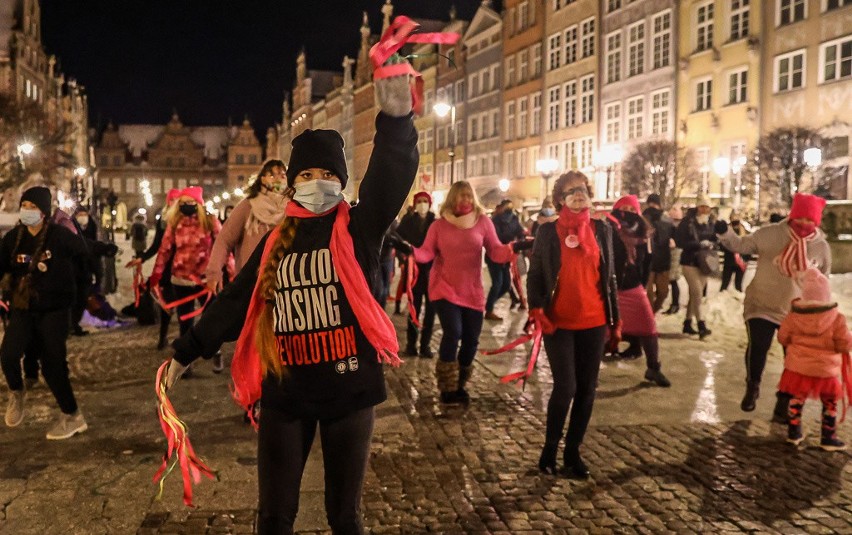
[{"x1": 2, "y1": 78, "x2": 849, "y2": 534}]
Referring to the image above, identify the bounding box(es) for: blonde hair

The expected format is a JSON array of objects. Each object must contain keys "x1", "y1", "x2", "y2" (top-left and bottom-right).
[
  {"x1": 167, "y1": 202, "x2": 215, "y2": 233},
  {"x1": 255, "y1": 216, "x2": 300, "y2": 378},
  {"x1": 439, "y1": 181, "x2": 485, "y2": 218}
]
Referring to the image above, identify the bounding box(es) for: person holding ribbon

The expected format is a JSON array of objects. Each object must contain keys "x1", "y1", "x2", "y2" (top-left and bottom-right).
[
  {"x1": 716, "y1": 193, "x2": 831, "y2": 420},
  {"x1": 158, "y1": 56, "x2": 417, "y2": 532},
  {"x1": 527, "y1": 171, "x2": 620, "y2": 479}
]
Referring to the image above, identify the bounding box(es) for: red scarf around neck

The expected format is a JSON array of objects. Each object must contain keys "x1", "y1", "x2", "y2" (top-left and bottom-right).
[
  {"x1": 555, "y1": 206, "x2": 599, "y2": 258},
  {"x1": 230, "y1": 201, "x2": 401, "y2": 421}
]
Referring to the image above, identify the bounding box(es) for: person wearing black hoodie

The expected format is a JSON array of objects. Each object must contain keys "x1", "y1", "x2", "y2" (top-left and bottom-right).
[
  {"x1": 485, "y1": 199, "x2": 526, "y2": 321},
  {"x1": 161, "y1": 67, "x2": 417, "y2": 534},
  {"x1": 394, "y1": 191, "x2": 437, "y2": 357},
  {"x1": 1, "y1": 187, "x2": 89, "y2": 439}
]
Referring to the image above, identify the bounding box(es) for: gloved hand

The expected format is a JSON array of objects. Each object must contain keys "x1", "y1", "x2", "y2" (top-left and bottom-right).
[
  {"x1": 529, "y1": 308, "x2": 556, "y2": 335},
  {"x1": 714, "y1": 220, "x2": 728, "y2": 235},
  {"x1": 374, "y1": 54, "x2": 413, "y2": 117},
  {"x1": 512, "y1": 239, "x2": 534, "y2": 253},
  {"x1": 605, "y1": 320, "x2": 622, "y2": 354},
  {"x1": 164, "y1": 358, "x2": 188, "y2": 391},
  {"x1": 699, "y1": 240, "x2": 715, "y2": 249}
]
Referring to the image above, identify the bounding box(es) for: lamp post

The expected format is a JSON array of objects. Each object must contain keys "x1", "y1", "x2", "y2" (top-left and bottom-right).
[
  {"x1": 535, "y1": 158, "x2": 559, "y2": 203},
  {"x1": 595, "y1": 145, "x2": 623, "y2": 199},
  {"x1": 712, "y1": 156, "x2": 730, "y2": 206},
  {"x1": 433, "y1": 101, "x2": 457, "y2": 184}
]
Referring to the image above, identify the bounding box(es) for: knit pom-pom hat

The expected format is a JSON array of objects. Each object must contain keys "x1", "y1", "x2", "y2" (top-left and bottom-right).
[
  {"x1": 797, "y1": 266, "x2": 832, "y2": 305},
  {"x1": 789, "y1": 193, "x2": 827, "y2": 226}
]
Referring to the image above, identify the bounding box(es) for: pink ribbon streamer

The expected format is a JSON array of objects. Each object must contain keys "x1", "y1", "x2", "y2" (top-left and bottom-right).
[
  {"x1": 405, "y1": 255, "x2": 421, "y2": 328},
  {"x1": 480, "y1": 315, "x2": 544, "y2": 389}
]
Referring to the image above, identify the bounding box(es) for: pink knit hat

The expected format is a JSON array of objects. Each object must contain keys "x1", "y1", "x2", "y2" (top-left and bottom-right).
[
  {"x1": 797, "y1": 266, "x2": 832, "y2": 304},
  {"x1": 789, "y1": 193, "x2": 827, "y2": 226},
  {"x1": 166, "y1": 188, "x2": 182, "y2": 205},
  {"x1": 178, "y1": 186, "x2": 204, "y2": 205}
]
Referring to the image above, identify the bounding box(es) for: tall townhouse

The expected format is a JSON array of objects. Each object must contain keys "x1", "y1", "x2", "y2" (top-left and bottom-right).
[
  {"x1": 600, "y1": 0, "x2": 677, "y2": 199},
  {"x1": 323, "y1": 56, "x2": 356, "y2": 198},
  {"x1": 677, "y1": 0, "x2": 762, "y2": 207},
  {"x1": 502, "y1": 0, "x2": 546, "y2": 203},
  {"x1": 543, "y1": 0, "x2": 600, "y2": 199},
  {"x1": 411, "y1": 20, "x2": 447, "y2": 197},
  {"x1": 761, "y1": 0, "x2": 852, "y2": 199},
  {"x1": 462, "y1": 1, "x2": 504, "y2": 202},
  {"x1": 433, "y1": 13, "x2": 469, "y2": 202},
  {"x1": 290, "y1": 50, "x2": 340, "y2": 139},
  {"x1": 352, "y1": 10, "x2": 382, "y2": 200}
]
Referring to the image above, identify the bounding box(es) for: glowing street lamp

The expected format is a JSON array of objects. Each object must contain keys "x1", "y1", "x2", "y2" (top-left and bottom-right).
[
  {"x1": 234, "y1": 187, "x2": 244, "y2": 197},
  {"x1": 803, "y1": 147, "x2": 822, "y2": 168},
  {"x1": 433, "y1": 101, "x2": 457, "y2": 184},
  {"x1": 74, "y1": 166, "x2": 87, "y2": 177},
  {"x1": 498, "y1": 178, "x2": 510, "y2": 193},
  {"x1": 17, "y1": 142, "x2": 34, "y2": 155},
  {"x1": 535, "y1": 158, "x2": 559, "y2": 202}
]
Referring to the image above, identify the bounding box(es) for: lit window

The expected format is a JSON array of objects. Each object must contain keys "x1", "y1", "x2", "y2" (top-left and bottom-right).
[{"x1": 652, "y1": 11, "x2": 672, "y2": 69}]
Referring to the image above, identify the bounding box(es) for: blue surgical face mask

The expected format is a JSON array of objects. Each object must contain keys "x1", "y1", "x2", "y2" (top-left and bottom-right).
[
  {"x1": 293, "y1": 179, "x2": 344, "y2": 214},
  {"x1": 541, "y1": 208, "x2": 555, "y2": 217},
  {"x1": 20, "y1": 208, "x2": 43, "y2": 227}
]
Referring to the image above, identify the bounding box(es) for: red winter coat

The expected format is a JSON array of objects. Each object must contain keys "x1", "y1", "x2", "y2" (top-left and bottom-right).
[
  {"x1": 778, "y1": 299, "x2": 852, "y2": 379},
  {"x1": 151, "y1": 215, "x2": 220, "y2": 286}
]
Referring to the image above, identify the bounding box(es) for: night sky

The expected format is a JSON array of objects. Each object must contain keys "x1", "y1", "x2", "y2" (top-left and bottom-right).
[{"x1": 39, "y1": 0, "x2": 494, "y2": 140}]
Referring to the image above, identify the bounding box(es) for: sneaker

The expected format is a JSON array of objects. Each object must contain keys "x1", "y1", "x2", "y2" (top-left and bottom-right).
[
  {"x1": 46, "y1": 411, "x2": 88, "y2": 440},
  {"x1": 212, "y1": 352, "x2": 225, "y2": 374},
  {"x1": 484, "y1": 311, "x2": 503, "y2": 321},
  {"x1": 5, "y1": 390, "x2": 25, "y2": 427},
  {"x1": 644, "y1": 368, "x2": 671, "y2": 387},
  {"x1": 820, "y1": 436, "x2": 847, "y2": 452}
]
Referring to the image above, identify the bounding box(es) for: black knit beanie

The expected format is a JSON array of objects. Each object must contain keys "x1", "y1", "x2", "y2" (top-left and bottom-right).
[
  {"x1": 286, "y1": 129, "x2": 348, "y2": 188},
  {"x1": 20, "y1": 186, "x2": 52, "y2": 217}
]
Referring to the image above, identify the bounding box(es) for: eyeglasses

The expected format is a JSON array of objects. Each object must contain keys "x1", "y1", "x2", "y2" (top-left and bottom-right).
[{"x1": 561, "y1": 185, "x2": 589, "y2": 198}]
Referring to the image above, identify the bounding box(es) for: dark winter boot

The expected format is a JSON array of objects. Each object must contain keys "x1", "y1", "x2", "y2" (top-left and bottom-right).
[
  {"x1": 787, "y1": 397, "x2": 805, "y2": 446},
  {"x1": 561, "y1": 445, "x2": 590, "y2": 480},
  {"x1": 618, "y1": 336, "x2": 642, "y2": 359},
  {"x1": 682, "y1": 320, "x2": 698, "y2": 335},
  {"x1": 538, "y1": 442, "x2": 558, "y2": 475},
  {"x1": 697, "y1": 321, "x2": 712, "y2": 339},
  {"x1": 820, "y1": 399, "x2": 847, "y2": 451},
  {"x1": 772, "y1": 391, "x2": 792, "y2": 424},
  {"x1": 157, "y1": 332, "x2": 169, "y2": 351},
  {"x1": 664, "y1": 303, "x2": 679, "y2": 315},
  {"x1": 740, "y1": 381, "x2": 760, "y2": 412},
  {"x1": 436, "y1": 360, "x2": 461, "y2": 404},
  {"x1": 457, "y1": 365, "x2": 473, "y2": 403}
]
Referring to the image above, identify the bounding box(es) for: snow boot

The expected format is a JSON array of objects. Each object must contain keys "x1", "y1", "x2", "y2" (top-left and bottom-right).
[
  {"x1": 697, "y1": 321, "x2": 712, "y2": 339},
  {"x1": 436, "y1": 360, "x2": 461, "y2": 404},
  {"x1": 740, "y1": 381, "x2": 760, "y2": 412},
  {"x1": 457, "y1": 365, "x2": 474, "y2": 402}
]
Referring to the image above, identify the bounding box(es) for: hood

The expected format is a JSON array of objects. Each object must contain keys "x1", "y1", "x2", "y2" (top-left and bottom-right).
[
  {"x1": 788, "y1": 299, "x2": 840, "y2": 337},
  {"x1": 643, "y1": 206, "x2": 663, "y2": 222}
]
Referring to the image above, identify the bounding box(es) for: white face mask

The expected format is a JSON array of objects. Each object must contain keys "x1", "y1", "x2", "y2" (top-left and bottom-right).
[
  {"x1": 415, "y1": 202, "x2": 430, "y2": 217},
  {"x1": 293, "y1": 179, "x2": 344, "y2": 214},
  {"x1": 76, "y1": 216, "x2": 89, "y2": 227},
  {"x1": 20, "y1": 208, "x2": 43, "y2": 227}
]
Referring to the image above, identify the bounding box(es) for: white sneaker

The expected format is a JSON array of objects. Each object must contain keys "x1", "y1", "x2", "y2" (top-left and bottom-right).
[
  {"x1": 46, "y1": 410, "x2": 88, "y2": 440},
  {"x1": 5, "y1": 390, "x2": 25, "y2": 427},
  {"x1": 212, "y1": 352, "x2": 224, "y2": 374}
]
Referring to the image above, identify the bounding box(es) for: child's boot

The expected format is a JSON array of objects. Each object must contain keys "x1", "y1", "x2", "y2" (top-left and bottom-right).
[
  {"x1": 820, "y1": 398, "x2": 847, "y2": 451},
  {"x1": 787, "y1": 397, "x2": 805, "y2": 446}
]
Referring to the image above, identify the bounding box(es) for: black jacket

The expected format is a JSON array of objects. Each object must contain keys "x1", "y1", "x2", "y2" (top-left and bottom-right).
[
  {"x1": 527, "y1": 218, "x2": 619, "y2": 327},
  {"x1": 643, "y1": 207, "x2": 674, "y2": 273},
  {"x1": 395, "y1": 211, "x2": 435, "y2": 248},
  {"x1": 172, "y1": 112, "x2": 418, "y2": 419},
  {"x1": 675, "y1": 209, "x2": 717, "y2": 267},
  {"x1": 492, "y1": 211, "x2": 525, "y2": 245}
]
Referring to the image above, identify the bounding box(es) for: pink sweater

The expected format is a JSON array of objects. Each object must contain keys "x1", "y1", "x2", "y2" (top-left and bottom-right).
[
  {"x1": 778, "y1": 299, "x2": 852, "y2": 378},
  {"x1": 206, "y1": 199, "x2": 280, "y2": 284},
  {"x1": 413, "y1": 215, "x2": 514, "y2": 311}
]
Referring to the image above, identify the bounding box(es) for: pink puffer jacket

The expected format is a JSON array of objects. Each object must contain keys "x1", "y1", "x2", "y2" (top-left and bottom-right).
[
  {"x1": 151, "y1": 216, "x2": 221, "y2": 285},
  {"x1": 778, "y1": 299, "x2": 852, "y2": 378}
]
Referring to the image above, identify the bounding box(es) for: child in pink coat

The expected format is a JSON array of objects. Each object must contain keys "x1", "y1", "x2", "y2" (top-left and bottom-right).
[{"x1": 778, "y1": 267, "x2": 852, "y2": 451}]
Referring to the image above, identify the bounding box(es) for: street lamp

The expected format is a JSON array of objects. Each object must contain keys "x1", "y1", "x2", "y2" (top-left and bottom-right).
[
  {"x1": 433, "y1": 101, "x2": 457, "y2": 184},
  {"x1": 17, "y1": 142, "x2": 34, "y2": 156},
  {"x1": 535, "y1": 158, "x2": 559, "y2": 202},
  {"x1": 731, "y1": 155, "x2": 747, "y2": 208},
  {"x1": 803, "y1": 147, "x2": 822, "y2": 168},
  {"x1": 498, "y1": 178, "x2": 510, "y2": 193},
  {"x1": 595, "y1": 145, "x2": 623, "y2": 199},
  {"x1": 713, "y1": 156, "x2": 731, "y2": 206}
]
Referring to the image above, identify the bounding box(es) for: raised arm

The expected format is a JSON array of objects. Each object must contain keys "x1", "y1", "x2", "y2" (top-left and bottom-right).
[{"x1": 717, "y1": 226, "x2": 760, "y2": 256}]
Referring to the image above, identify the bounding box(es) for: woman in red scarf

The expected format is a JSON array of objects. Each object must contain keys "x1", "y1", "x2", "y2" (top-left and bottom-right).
[
  {"x1": 160, "y1": 71, "x2": 418, "y2": 534},
  {"x1": 527, "y1": 171, "x2": 620, "y2": 479}
]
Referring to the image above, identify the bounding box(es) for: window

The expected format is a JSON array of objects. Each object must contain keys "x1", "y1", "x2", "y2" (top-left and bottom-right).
[
  {"x1": 563, "y1": 81, "x2": 577, "y2": 127},
  {"x1": 482, "y1": 68, "x2": 491, "y2": 92},
  {"x1": 606, "y1": 32, "x2": 622, "y2": 83},
  {"x1": 775, "y1": 49, "x2": 806, "y2": 91},
  {"x1": 491, "y1": 65, "x2": 500, "y2": 90},
  {"x1": 605, "y1": 103, "x2": 622, "y2": 144},
  {"x1": 579, "y1": 138, "x2": 595, "y2": 169},
  {"x1": 554, "y1": 0, "x2": 576, "y2": 10},
  {"x1": 507, "y1": 7, "x2": 515, "y2": 36},
  {"x1": 696, "y1": 2, "x2": 714, "y2": 52},
  {"x1": 626, "y1": 97, "x2": 644, "y2": 140},
  {"x1": 506, "y1": 151, "x2": 516, "y2": 178},
  {"x1": 99, "y1": 156, "x2": 108, "y2": 167},
  {"x1": 608, "y1": 0, "x2": 623, "y2": 12},
  {"x1": 532, "y1": 92, "x2": 542, "y2": 135},
  {"x1": 491, "y1": 153, "x2": 500, "y2": 175},
  {"x1": 519, "y1": 50, "x2": 529, "y2": 81},
  {"x1": 565, "y1": 26, "x2": 578, "y2": 65},
  {"x1": 112, "y1": 178, "x2": 122, "y2": 192},
  {"x1": 469, "y1": 116, "x2": 479, "y2": 141},
  {"x1": 581, "y1": 18, "x2": 595, "y2": 58},
  {"x1": 820, "y1": 36, "x2": 852, "y2": 83},
  {"x1": 518, "y1": 98, "x2": 529, "y2": 138},
  {"x1": 653, "y1": 11, "x2": 672, "y2": 69},
  {"x1": 695, "y1": 78, "x2": 713, "y2": 111},
  {"x1": 506, "y1": 101, "x2": 516, "y2": 140},
  {"x1": 518, "y1": 1, "x2": 529, "y2": 32},
  {"x1": 126, "y1": 179, "x2": 136, "y2": 194},
  {"x1": 562, "y1": 140, "x2": 578, "y2": 170},
  {"x1": 236, "y1": 154, "x2": 244, "y2": 164},
  {"x1": 728, "y1": 68, "x2": 748, "y2": 103},
  {"x1": 628, "y1": 22, "x2": 645, "y2": 76},
  {"x1": 651, "y1": 89, "x2": 671, "y2": 136},
  {"x1": 778, "y1": 0, "x2": 806, "y2": 25},
  {"x1": 532, "y1": 44, "x2": 543, "y2": 77},
  {"x1": 491, "y1": 110, "x2": 500, "y2": 137},
  {"x1": 548, "y1": 33, "x2": 562, "y2": 70},
  {"x1": 547, "y1": 85, "x2": 561, "y2": 131},
  {"x1": 730, "y1": 0, "x2": 750, "y2": 41},
  {"x1": 580, "y1": 75, "x2": 594, "y2": 123},
  {"x1": 825, "y1": 0, "x2": 851, "y2": 11},
  {"x1": 469, "y1": 73, "x2": 478, "y2": 97},
  {"x1": 506, "y1": 56, "x2": 516, "y2": 87},
  {"x1": 113, "y1": 156, "x2": 122, "y2": 166},
  {"x1": 697, "y1": 147, "x2": 711, "y2": 194},
  {"x1": 517, "y1": 148, "x2": 528, "y2": 177}
]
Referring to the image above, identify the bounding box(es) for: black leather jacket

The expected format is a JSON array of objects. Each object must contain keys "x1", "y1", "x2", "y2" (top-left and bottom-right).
[{"x1": 527, "y1": 218, "x2": 619, "y2": 327}]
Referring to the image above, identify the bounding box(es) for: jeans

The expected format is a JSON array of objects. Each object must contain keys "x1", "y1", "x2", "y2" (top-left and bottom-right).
[
  {"x1": 645, "y1": 271, "x2": 669, "y2": 313},
  {"x1": 377, "y1": 259, "x2": 394, "y2": 307},
  {"x1": 485, "y1": 259, "x2": 511, "y2": 313},
  {"x1": 257, "y1": 405, "x2": 374, "y2": 535},
  {"x1": 406, "y1": 262, "x2": 435, "y2": 351},
  {"x1": 432, "y1": 299, "x2": 484, "y2": 366},
  {"x1": 0, "y1": 308, "x2": 77, "y2": 414},
  {"x1": 744, "y1": 318, "x2": 780, "y2": 385}
]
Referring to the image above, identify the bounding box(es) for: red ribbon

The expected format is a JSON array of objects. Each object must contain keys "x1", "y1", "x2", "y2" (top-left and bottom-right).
[
  {"x1": 404, "y1": 255, "x2": 421, "y2": 328},
  {"x1": 370, "y1": 15, "x2": 460, "y2": 116},
  {"x1": 510, "y1": 255, "x2": 527, "y2": 310},
  {"x1": 841, "y1": 352, "x2": 852, "y2": 423},
  {"x1": 132, "y1": 264, "x2": 145, "y2": 308},
  {"x1": 480, "y1": 315, "x2": 544, "y2": 389},
  {"x1": 734, "y1": 253, "x2": 747, "y2": 273},
  {"x1": 151, "y1": 285, "x2": 213, "y2": 322}
]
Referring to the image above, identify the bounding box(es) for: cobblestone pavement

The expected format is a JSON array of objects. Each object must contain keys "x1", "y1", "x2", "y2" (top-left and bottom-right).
[{"x1": 1, "y1": 252, "x2": 850, "y2": 534}]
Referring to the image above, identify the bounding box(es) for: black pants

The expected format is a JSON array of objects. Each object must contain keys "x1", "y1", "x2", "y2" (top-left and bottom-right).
[
  {"x1": 406, "y1": 263, "x2": 435, "y2": 351},
  {"x1": 433, "y1": 299, "x2": 484, "y2": 366},
  {"x1": 158, "y1": 282, "x2": 174, "y2": 342},
  {"x1": 257, "y1": 405, "x2": 374, "y2": 535},
  {"x1": 0, "y1": 308, "x2": 77, "y2": 414},
  {"x1": 71, "y1": 277, "x2": 89, "y2": 327},
  {"x1": 621, "y1": 335, "x2": 661, "y2": 371},
  {"x1": 172, "y1": 284, "x2": 205, "y2": 337},
  {"x1": 669, "y1": 280, "x2": 680, "y2": 307},
  {"x1": 720, "y1": 264, "x2": 745, "y2": 292},
  {"x1": 485, "y1": 259, "x2": 511, "y2": 313},
  {"x1": 744, "y1": 318, "x2": 780, "y2": 385},
  {"x1": 543, "y1": 326, "x2": 606, "y2": 455}
]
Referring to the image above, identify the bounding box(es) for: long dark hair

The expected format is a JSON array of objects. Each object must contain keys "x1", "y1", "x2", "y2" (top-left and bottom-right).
[{"x1": 247, "y1": 159, "x2": 286, "y2": 199}]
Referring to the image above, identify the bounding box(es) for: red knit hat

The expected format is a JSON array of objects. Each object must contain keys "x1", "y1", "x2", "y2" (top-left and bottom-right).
[
  {"x1": 413, "y1": 191, "x2": 432, "y2": 205},
  {"x1": 613, "y1": 194, "x2": 641, "y2": 213},
  {"x1": 789, "y1": 193, "x2": 827, "y2": 226},
  {"x1": 178, "y1": 186, "x2": 204, "y2": 205},
  {"x1": 166, "y1": 188, "x2": 182, "y2": 205}
]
